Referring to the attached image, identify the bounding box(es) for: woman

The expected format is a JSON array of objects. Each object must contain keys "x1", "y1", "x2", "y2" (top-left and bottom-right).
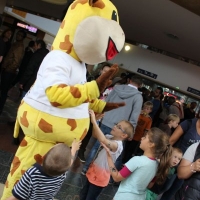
[{"x1": 175, "y1": 142, "x2": 200, "y2": 199}]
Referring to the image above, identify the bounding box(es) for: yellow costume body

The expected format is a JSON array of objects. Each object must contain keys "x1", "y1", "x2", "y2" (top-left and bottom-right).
[{"x1": 1, "y1": 0, "x2": 125, "y2": 199}]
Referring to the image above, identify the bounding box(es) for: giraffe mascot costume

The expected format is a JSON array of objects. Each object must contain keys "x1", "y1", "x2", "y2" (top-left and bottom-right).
[{"x1": 1, "y1": 0, "x2": 125, "y2": 198}]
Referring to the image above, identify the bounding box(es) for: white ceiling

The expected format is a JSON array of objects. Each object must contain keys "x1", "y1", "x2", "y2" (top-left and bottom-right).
[
  {"x1": 112, "y1": 0, "x2": 200, "y2": 63},
  {"x1": 5, "y1": 0, "x2": 200, "y2": 63}
]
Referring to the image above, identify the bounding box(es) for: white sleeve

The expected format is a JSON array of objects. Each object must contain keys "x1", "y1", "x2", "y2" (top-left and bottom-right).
[{"x1": 183, "y1": 142, "x2": 199, "y2": 162}]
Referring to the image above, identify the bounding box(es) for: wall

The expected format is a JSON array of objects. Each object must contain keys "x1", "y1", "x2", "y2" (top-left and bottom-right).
[{"x1": 111, "y1": 44, "x2": 200, "y2": 99}]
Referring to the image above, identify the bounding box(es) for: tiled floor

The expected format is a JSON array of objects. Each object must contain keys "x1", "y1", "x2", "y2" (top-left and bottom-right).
[{"x1": 0, "y1": 87, "x2": 118, "y2": 200}]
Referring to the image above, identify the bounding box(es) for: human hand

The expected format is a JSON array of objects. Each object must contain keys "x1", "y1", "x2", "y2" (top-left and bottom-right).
[
  {"x1": 192, "y1": 159, "x2": 200, "y2": 172},
  {"x1": 95, "y1": 113, "x2": 104, "y2": 121},
  {"x1": 89, "y1": 109, "x2": 96, "y2": 124},
  {"x1": 101, "y1": 142, "x2": 111, "y2": 158},
  {"x1": 71, "y1": 138, "x2": 81, "y2": 152}
]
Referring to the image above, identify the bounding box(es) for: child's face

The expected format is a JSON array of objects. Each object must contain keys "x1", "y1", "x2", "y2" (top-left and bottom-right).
[
  {"x1": 140, "y1": 133, "x2": 152, "y2": 151},
  {"x1": 171, "y1": 120, "x2": 179, "y2": 129},
  {"x1": 111, "y1": 121, "x2": 128, "y2": 139},
  {"x1": 143, "y1": 106, "x2": 152, "y2": 114},
  {"x1": 169, "y1": 150, "x2": 182, "y2": 167}
]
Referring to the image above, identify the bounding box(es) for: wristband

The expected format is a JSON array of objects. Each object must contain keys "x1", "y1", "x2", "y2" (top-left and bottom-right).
[{"x1": 190, "y1": 163, "x2": 196, "y2": 173}]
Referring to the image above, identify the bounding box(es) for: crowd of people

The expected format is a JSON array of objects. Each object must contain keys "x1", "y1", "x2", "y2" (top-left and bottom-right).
[{"x1": 1, "y1": 23, "x2": 200, "y2": 200}]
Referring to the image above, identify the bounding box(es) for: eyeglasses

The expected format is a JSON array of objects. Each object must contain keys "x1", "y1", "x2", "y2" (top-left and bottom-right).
[{"x1": 114, "y1": 123, "x2": 126, "y2": 133}]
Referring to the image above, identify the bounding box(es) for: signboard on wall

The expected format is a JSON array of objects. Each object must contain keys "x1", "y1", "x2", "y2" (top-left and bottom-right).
[
  {"x1": 137, "y1": 68, "x2": 158, "y2": 79},
  {"x1": 187, "y1": 87, "x2": 200, "y2": 96}
]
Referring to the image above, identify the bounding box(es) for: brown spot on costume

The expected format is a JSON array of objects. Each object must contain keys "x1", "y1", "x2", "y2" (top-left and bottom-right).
[
  {"x1": 11, "y1": 157, "x2": 21, "y2": 176},
  {"x1": 20, "y1": 111, "x2": 29, "y2": 128},
  {"x1": 38, "y1": 119, "x2": 53, "y2": 133},
  {"x1": 67, "y1": 119, "x2": 77, "y2": 131}
]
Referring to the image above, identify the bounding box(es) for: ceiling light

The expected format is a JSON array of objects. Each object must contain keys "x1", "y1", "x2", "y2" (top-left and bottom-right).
[{"x1": 125, "y1": 45, "x2": 130, "y2": 51}]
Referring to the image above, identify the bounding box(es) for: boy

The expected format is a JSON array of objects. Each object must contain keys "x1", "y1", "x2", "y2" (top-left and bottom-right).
[
  {"x1": 6, "y1": 139, "x2": 81, "y2": 200},
  {"x1": 123, "y1": 101, "x2": 153, "y2": 163},
  {"x1": 146, "y1": 147, "x2": 183, "y2": 200},
  {"x1": 80, "y1": 109, "x2": 134, "y2": 200}
]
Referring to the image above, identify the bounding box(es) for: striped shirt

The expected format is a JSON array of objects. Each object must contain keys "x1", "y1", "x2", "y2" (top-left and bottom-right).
[{"x1": 12, "y1": 163, "x2": 67, "y2": 200}]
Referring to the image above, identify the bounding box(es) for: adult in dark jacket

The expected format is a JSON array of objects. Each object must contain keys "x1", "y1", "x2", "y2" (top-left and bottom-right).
[
  {"x1": 12, "y1": 40, "x2": 36, "y2": 87},
  {"x1": 19, "y1": 40, "x2": 49, "y2": 97},
  {"x1": 175, "y1": 142, "x2": 200, "y2": 200}
]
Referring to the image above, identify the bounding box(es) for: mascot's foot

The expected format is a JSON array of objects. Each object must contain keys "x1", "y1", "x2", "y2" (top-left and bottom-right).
[{"x1": 12, "y1": 137, "x2": 20, "y2": 145}]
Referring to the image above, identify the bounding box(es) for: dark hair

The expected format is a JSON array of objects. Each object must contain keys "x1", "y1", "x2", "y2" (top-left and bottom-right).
[
  {"x1": 130, "y1": 75, "x2": 143, "y2": 87},
  {"x1": 1, "y1": 28, "x2": 12, "y2": 39},
  {"x1": 148, "y1": 128, "x2": 172, "y2": 185},
  {"x1": 157, "y1": 86, "x2": 163, "y2": 94},
  {"x1": 28, "y1": 40, "x2": 35, "y2": 48},
  {"x1": 168, "y1": 96, "x2": 175, "y2": 105},
  {"x1": 43, "y1": 143, "x2": 71, "y2": 176},
  {"x1": 35, "y1": 40, "x2": 46, "y2": 49},
  {"x1": 17, "y1": 30, "x2": 27, "y2": 38},
  {"x1": 101, "y1": 62, "x2": 112, "y2": 70}
]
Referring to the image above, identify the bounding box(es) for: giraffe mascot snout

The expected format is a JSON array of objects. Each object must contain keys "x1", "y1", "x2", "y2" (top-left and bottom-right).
[{"x1": 1, "y1": 0, "x2": 125, "y2": 198}]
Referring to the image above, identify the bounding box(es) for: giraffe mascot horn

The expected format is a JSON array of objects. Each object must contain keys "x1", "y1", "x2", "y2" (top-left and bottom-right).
[{"x1": 1, "y1": 0, "x2": 125, "y2": 199}]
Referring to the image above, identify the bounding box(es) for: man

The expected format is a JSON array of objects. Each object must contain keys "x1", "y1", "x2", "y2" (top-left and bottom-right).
[
  {"x1": 169, "y1": 98, "x2": 184, "y2": 121},
  {"x1": 184, "y1": 102, "x2": 197, "y2": 120},
  {"x1": 150, "y1": 86, "x2": 163, "y2": 120},
  {"x1": 82, "y1": 75, "x2": 143, "y2": 174},
  {"x1": 0, "y1": 30, "x2": 26, "y2": 114},
  {"x1": 19, "y1": 40, "x2": 49, "y2": 97}
]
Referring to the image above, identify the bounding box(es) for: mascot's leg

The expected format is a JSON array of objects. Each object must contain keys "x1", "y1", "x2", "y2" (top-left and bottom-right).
[
  {"x1": 1, "y1": 101, "x2": 89, "y2": 200},
  {"x1": 1, "y1": 137, "x2": 54, "y2": 200}
]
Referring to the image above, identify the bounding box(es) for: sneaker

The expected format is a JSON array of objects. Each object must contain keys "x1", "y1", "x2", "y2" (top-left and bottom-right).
[
  {"x1": 81, "y1": 169, "x2": 87, "y2": 175},
  {"x1": 78, "y1": 151, "x2": 86, "y2": 163}
]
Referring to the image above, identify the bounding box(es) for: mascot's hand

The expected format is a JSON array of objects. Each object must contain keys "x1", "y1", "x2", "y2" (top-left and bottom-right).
[
  {"x1": 103, "y1": 102, "x2": 125, "y2": 112},
  {"x1": 96, "y1": 64, "x2": 119, "y2": 94}
]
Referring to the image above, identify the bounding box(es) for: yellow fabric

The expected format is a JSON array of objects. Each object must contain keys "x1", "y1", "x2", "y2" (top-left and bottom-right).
[
  {"x1": 52, "y1": 0, "x2": 119, "y2": 61},
  {"x1": 1, "y1": 102, "x2": 90, "y2": 199},
  {"x1": 45, "y1": 81, "x2": 100, "y2": 108}
]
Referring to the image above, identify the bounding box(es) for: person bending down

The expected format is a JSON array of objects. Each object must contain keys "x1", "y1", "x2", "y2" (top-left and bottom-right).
[{"x1": 6, "y1": 139, "x2": 81, "y2": 200}]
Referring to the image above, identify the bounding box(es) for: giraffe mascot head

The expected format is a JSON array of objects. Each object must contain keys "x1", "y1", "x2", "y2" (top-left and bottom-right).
[{"x1": 1, "y1": 1, "x2": 125, "y2": 199}]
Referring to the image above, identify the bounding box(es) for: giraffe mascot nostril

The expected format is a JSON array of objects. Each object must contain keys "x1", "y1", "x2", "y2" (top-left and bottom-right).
[{"x1": 1, "y1": 0, "x2": 125, "y2": 199}]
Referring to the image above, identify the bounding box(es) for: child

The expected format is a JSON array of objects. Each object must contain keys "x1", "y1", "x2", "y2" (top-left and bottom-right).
[
  {"x1": 80, "y1": 109, "x2": 134, "y2": 200},
  {"x1": 159, "y1": 114, "x2": 180, "y2": 136},
  {"x1": 146, "y1": 147, "x2": 183, "y2": 200},
  {"x1": 103, "y1": 127, "x2": 173, "y2": 200},
  {"x1": 6, "y1": 139, "x2": 81, "y2": 200},
  {"x1": 123, "y1": 101, "x2": 153, "y2": 163}
]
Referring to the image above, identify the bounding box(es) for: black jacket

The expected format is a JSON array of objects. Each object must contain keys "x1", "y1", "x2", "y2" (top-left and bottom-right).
[
  {"x1": 175, "y1": 143, "x2": 200, "y2": 200},
  {"x1": 20, "y1": 48, "x2": 49, "y2": 92}
]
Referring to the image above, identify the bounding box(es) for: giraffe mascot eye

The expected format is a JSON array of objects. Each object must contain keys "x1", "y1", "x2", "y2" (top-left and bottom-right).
[{"x1": 1, "y1": 0, "x2": 125, "y2": 199}]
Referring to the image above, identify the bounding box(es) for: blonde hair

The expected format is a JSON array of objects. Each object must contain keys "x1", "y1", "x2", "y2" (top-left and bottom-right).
[
  {"x1": 121, "y1": 120, "x2": 134, "y2": 140},
  {"x1": 143, "y1": 101, "x2": 153, "y2": 109},
  {"x1": 148, "y1": 128, "x2": 172, "y2": 185},
  {"x1": 43, "y1": 143, "x2": 71, "y2": 176},
  {"x1": 165, "y1": 114, "x2": 180, "y2": 124}
]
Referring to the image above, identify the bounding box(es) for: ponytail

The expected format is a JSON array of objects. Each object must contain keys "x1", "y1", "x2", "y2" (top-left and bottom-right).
[
  {"x1": 156, "y1": 144, "x2": 173, "y2": 184},
  {"x1": 148, "y1": 128, "x2": 173, "y2": 185}
]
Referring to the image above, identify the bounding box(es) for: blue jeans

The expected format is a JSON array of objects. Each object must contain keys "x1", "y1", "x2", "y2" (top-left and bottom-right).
[
  {"x1": 82, "y1": 124, "x2": 111, "y2": 172},
  {"x1": 80, "y1": 178, "x2": 104, "y2": 200}
]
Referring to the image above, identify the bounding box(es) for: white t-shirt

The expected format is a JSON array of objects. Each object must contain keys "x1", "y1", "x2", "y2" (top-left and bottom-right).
[
  {"x1": 183, "y1": 142, "x2": 199, "y2": 162},
  {"x1": 114, "y1": 155, "x2": 158, "y2": 200},
  {"x1": 86, "y1": 135, "x2": 123, "y2": 187}
]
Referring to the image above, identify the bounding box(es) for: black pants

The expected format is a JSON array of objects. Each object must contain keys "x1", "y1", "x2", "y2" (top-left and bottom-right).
[
  {"x1": 0, "y1": 71, "x2": 16, "y2": 113},
  {"x1": 79, "y1": 122, "x2": 93, "y2": 153},
  {"x1": 80, "y1": 178, "x2": 104, "y2": 200}
]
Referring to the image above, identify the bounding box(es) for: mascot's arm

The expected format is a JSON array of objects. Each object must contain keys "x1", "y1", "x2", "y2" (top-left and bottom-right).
[{"x1": 45, "y1": 81, "x2": 100, "y2": 108}]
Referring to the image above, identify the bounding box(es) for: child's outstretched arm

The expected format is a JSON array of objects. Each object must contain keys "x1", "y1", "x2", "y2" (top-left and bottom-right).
[
  {"x1": 101, "y1": 143, "x2": 125, "y2": 182},
  {"x1": 71, "y1": 138, "x2": 81, "y2": 165},
  {"x1": 89, "y1": 110, "x2": 118, "y2": 152}
]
